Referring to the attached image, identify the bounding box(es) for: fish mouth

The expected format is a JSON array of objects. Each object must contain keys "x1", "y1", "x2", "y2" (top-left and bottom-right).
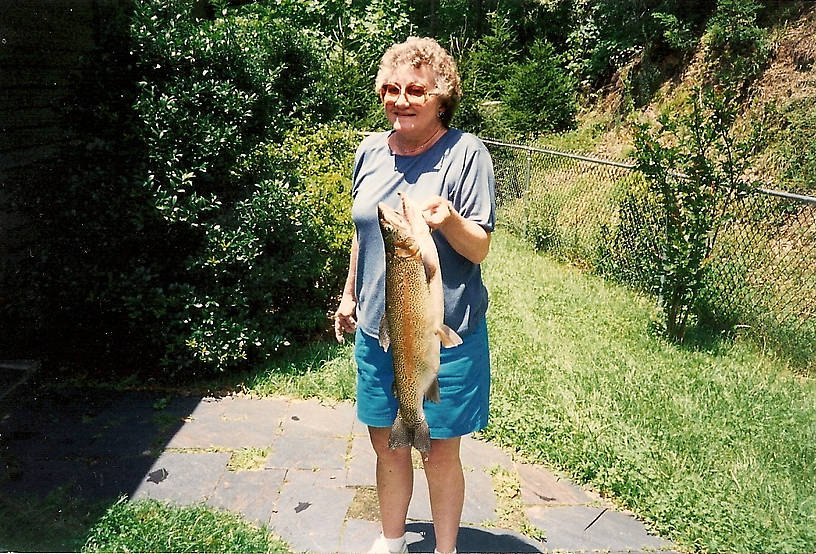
[{"x1": 378, "y1": 201, "x2": 417, "y2": 255}]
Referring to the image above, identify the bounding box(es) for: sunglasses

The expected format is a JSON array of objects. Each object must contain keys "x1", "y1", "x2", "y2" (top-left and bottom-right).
[{"x1": 379, "y1": 83, "x2": 437, "y2": 105}]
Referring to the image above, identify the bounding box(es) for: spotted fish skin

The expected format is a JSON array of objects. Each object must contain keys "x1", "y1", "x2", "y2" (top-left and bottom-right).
[{"x1": 377, "y1": 193, "x2": 462, "y2": 454}]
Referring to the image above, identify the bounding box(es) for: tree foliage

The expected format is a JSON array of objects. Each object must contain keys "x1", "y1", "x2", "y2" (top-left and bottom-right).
[
  {"x1": 0, "y1": 0, "x2": 782, "y2": 375},
  {"x1": 634, "y1": 87, "x2": 758, "y2": 341}
]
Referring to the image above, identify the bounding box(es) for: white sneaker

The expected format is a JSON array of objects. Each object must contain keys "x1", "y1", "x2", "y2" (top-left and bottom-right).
[{"x1": 368, "y1": 533, "x2": 409, "y2": 553}]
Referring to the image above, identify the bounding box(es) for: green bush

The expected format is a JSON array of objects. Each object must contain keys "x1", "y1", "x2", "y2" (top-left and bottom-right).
[
  {"x1": 634, "y1": 86, "x2": 758, "y2": 341},
  {"x1": 500, "y1": 40, "x2": 577, "y2": 137},
  {"x1": 1, "y1": 1, "x2": 361, "y2": 376},
  {"x1": 704, "y1": 0, "x2": 770, "y2": 88}
]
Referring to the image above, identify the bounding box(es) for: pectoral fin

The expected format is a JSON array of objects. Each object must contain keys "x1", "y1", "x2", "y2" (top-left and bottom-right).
[
  {"x1": 378, "y1": 313, "x2": 391, "y2": 352},
  {"x1": 424, "y1": 377, "x2": 440, "y2": 403},
  {"x1": 436, "y1": 324, "x2": 463, "y2": 348},
  {"x1": 422, "y1": 255, "x2": 437, "y2": 284}
]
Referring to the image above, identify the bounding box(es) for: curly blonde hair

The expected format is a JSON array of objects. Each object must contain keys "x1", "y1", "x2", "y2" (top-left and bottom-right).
[{"x1": 375, "y1": 37, "x2": 462, "y2": 128}]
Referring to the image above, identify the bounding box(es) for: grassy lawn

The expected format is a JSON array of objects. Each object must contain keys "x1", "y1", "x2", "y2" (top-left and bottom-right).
[
  {"x1": 242, "y1": 229, "x2": 816, "y2": 553},
  {"x1": 83, "y1": 498, "x2": 289, "y2": 553},
  {"x1": 479, "y1": 231, "x2": 816, "y2": 554},
  {"x1": 0, "y1": 490, "x2": 290, "y2": 553}
]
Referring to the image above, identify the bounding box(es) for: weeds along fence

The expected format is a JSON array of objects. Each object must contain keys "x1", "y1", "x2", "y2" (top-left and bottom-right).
[{"x1": 483, "y1": 138, "x2": 816, "y2": 369}]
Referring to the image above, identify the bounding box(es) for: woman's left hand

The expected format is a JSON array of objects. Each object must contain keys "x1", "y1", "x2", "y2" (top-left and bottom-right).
[
  {"x1": 421, "y1": 196, "x2": 454, "y2": 230},
  {"x1": 420, "y1": 195, "x2": 491, "y2": 264}
]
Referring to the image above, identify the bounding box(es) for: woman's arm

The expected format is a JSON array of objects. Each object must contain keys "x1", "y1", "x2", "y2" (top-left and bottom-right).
[
  {"x1": 421, "y1": 197, "x2": 491, "y2": 264},
  {"x1": 334, "y1": 233, "x2": 359, "y2": 343}
]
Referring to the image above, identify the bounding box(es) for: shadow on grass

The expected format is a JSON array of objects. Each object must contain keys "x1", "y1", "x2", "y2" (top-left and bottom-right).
[
  {"x1": 0, "y1": 337, "x2": 353, "y2": 551},
  {"x1": 665, "y1": 319, "x2": 814, "y2": 376},
  {"x1": 0, "y1": 376, "x2": 200, "y2": 551}
]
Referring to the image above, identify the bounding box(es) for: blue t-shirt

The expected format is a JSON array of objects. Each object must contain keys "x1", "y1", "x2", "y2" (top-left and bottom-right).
[{"x1": 351, "y1": 128, "x2": 497, "y2": 339}]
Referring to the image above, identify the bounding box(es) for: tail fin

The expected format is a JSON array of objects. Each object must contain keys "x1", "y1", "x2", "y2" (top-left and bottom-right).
[{"x1": 388, "y1": 416, "x2": 431, "y2": 454}]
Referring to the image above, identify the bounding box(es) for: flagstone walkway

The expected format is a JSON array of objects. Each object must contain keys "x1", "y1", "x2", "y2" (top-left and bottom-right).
[{"x1": 0, "y1": 386, "x2": 678, "y2": 553}]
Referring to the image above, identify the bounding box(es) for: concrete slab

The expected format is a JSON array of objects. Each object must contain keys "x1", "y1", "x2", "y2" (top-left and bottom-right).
[
  {"x1": 207, "y1": 468, "x2": 287, "y2": 526},
  {"x1": 515, "y1": 462, "x2": 594, "y2": 506},
  {"x1": 526, "y1": 505, "x2": 674, "y2": 552},
  {"x1": 215, "y1": 395, "x2": 291, "y2": 424},
  {"x1": 268, "y1": 468, "x2": 355, "y2": 553},
  {"x1": 460, "y1": 435, "x2": 512, "y2": 473},
  {"x1": 346, "y1": 433, "x2": 377, "y2": 487},
  {"x1": 279, "y1": 398, "x2": 356, "y2": 437},
  {"x1": 131, "y1": 451, "x2": 230, "y2": 504},
  {"x1": 407, "y1": 468, "x2": 432, "y2": 522},
  {"x1": 164, "y1": 397, "x2": 282, "y2": 449},
  {"x1": 338, "y1": 518, "x2": 383, "y2": 553},
  {"x1": 404, "y1": 522, "x2": 547, "y2": 553},
  {"x1": 462, "y1": 468, "x2": 497, "y2": 525},
  {"x1": 265, "y1": 433, "x2": 348, "y2": 472}
]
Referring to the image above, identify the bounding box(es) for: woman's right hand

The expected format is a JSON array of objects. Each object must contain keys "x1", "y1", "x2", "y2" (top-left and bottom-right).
[{"x1": 334, "y1": 294, "x2": 357, "y2": 343}]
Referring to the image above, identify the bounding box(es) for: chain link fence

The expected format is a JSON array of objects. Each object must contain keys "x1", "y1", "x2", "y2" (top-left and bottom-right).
[{"x1": 483, "y1": 138, "x2": 816, "y2": 370}]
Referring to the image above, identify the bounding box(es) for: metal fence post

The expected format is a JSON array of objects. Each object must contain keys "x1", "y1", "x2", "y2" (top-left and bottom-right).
[{"x1": 524, "y1": 148, "x2": 532, "y2": 236}]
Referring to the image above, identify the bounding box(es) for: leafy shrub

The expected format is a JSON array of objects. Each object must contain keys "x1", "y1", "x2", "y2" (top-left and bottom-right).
[
  {"x1": 254, "y1": 0, "x2": 411, "y2": 127},
  {"x1": 703, "y1": 0, "x2": 770, "y2": 88},
  {"x1": 500, "y1": 40, "x2": 577, "y2": 137},
  {"x1": 634, "y1": 86, "x2": 758, "y2": 341},
  {"x1": 1, "y1": 1, "x2": 361, "y2": 376}
]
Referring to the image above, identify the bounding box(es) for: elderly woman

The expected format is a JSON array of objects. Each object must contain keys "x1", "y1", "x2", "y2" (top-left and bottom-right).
[{"x1": 334, "y1": 37, "x2": 496, "y2": 554}]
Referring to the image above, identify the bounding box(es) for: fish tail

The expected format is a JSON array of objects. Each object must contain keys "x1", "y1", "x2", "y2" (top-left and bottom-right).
[
  {"x1": 388, "y1": 415, "x2": 412, "y2": 450},
  {"x1": 413, "y1": 419, "x2": 431, "y2": 454},
  {"x1": 387, "y1": 416, "x2": 432, "y2": 454}
]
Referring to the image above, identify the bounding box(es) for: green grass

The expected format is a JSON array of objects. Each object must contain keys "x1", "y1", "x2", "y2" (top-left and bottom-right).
[
  {"x1": 83, "y1": 497, "x2": 289, "y2": 553},
  {"x1": 235, "y1": 339, "x2": 357, "y2": 401},
  {"x1": 480, "y1": 231, "x2": 816, "y2": 554},
  {"x1": 0, "y1": 489, "x2": 291, "y2": 553},
  {"x1": 0, "y1": 487, "x2": 110, "y2": 552}
]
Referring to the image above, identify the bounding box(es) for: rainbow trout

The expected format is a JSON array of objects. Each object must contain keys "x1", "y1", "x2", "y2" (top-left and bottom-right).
[{"x1": 377, "y1": 192, "x2": 463, "y2": 454}]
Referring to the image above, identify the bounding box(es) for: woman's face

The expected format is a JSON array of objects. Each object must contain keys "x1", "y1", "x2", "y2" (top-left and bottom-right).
[{"x1": 381, "y1": 64, "x2": 442, "y2": 138}]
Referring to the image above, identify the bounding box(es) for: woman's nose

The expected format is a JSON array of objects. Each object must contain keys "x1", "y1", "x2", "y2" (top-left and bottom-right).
[{"x1": 394, "y1": 91, "x2": 411, "y2": 107}]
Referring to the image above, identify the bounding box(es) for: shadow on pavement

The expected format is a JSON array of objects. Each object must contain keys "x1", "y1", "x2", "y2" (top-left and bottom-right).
[
  {"x1": 0, "y1": 383, "x2": 201, "y2": 550},
  {"x1": 406, "y1": 521, "x2": 544, "y2": 553}
]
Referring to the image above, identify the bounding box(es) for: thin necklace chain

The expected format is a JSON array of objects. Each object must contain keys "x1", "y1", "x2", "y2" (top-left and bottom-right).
[{"x1": 392, "y1": 126, "x2": 444, "y2": 155}]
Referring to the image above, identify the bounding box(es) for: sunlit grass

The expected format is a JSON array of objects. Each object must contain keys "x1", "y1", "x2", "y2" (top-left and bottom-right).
[
  {"x1": 480, "y1": 231, "x2": 816, "y2": 554},
  {"x1": 83, "y1": 497, "x2": 290, "y2": 553},
  {"x1": 0, "y1": 490, "x2": 291, "y2": 553}
]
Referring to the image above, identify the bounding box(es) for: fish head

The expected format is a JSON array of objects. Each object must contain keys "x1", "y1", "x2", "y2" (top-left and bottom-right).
[
  {"x1": 397, "y1": 192, "x2": 431, "y2": 238},
  {"x1": 378, "y1": 201, "x2": 420, "y2": 259}
]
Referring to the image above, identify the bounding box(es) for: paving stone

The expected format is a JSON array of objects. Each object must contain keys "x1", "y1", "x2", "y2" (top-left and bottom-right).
[
  {"x1": 407, "y1": 466, "x2": 498, "y2": 526},
  {"x1": 515, "y1": 462, "x2": 594, "y2": 506},
  {"x1": 461, "y1": 467, "x2": 497, "y2": 525},
  {"x1": 207, "y1": 468, "x2": 286, "y2": 525},
  {"x1": 269, "y1": 468, "x2": 355, "y2": 553},
  {"x1": 338, "y1": 518, "x2": 382, "y2": 553},
  {"x1": 346, "y1": 433, "x2": 377, "y2": 487},
  {"x1": 165, "y1": 398, "x2": 282, "y2": 449},
  {"x1": 279, "y1": 398, "x2": 356, "y2": 437},
  {"x1": 407, "y1": 469, "x2": 432, "y2": 521},
  {"x1": 216, "y1": 395, "x2": 291, "y2": 423},
  {"x1": 131, "y1": 451, "x2": 230, "y2": 504},
  {"x1": 351, "y1": 408, "x2": 368, "y2": 436},
  {"x1": 265, "y1": 433, "x2": 348, "y2": 472},
  {"x1": 404, "y1": 522, "x2": 547, "y2": 553},
  {"x1": 460, "y1": 435, "x2": 512, "y2": 473},
  {"x1": 526, "y1": 505, "x2": 674, "y2": 552}
]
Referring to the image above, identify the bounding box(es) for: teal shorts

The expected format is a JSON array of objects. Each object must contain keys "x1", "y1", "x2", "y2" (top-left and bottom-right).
[{"x1": 354, "y1": 317, "x2": 491, "y2": 439}]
